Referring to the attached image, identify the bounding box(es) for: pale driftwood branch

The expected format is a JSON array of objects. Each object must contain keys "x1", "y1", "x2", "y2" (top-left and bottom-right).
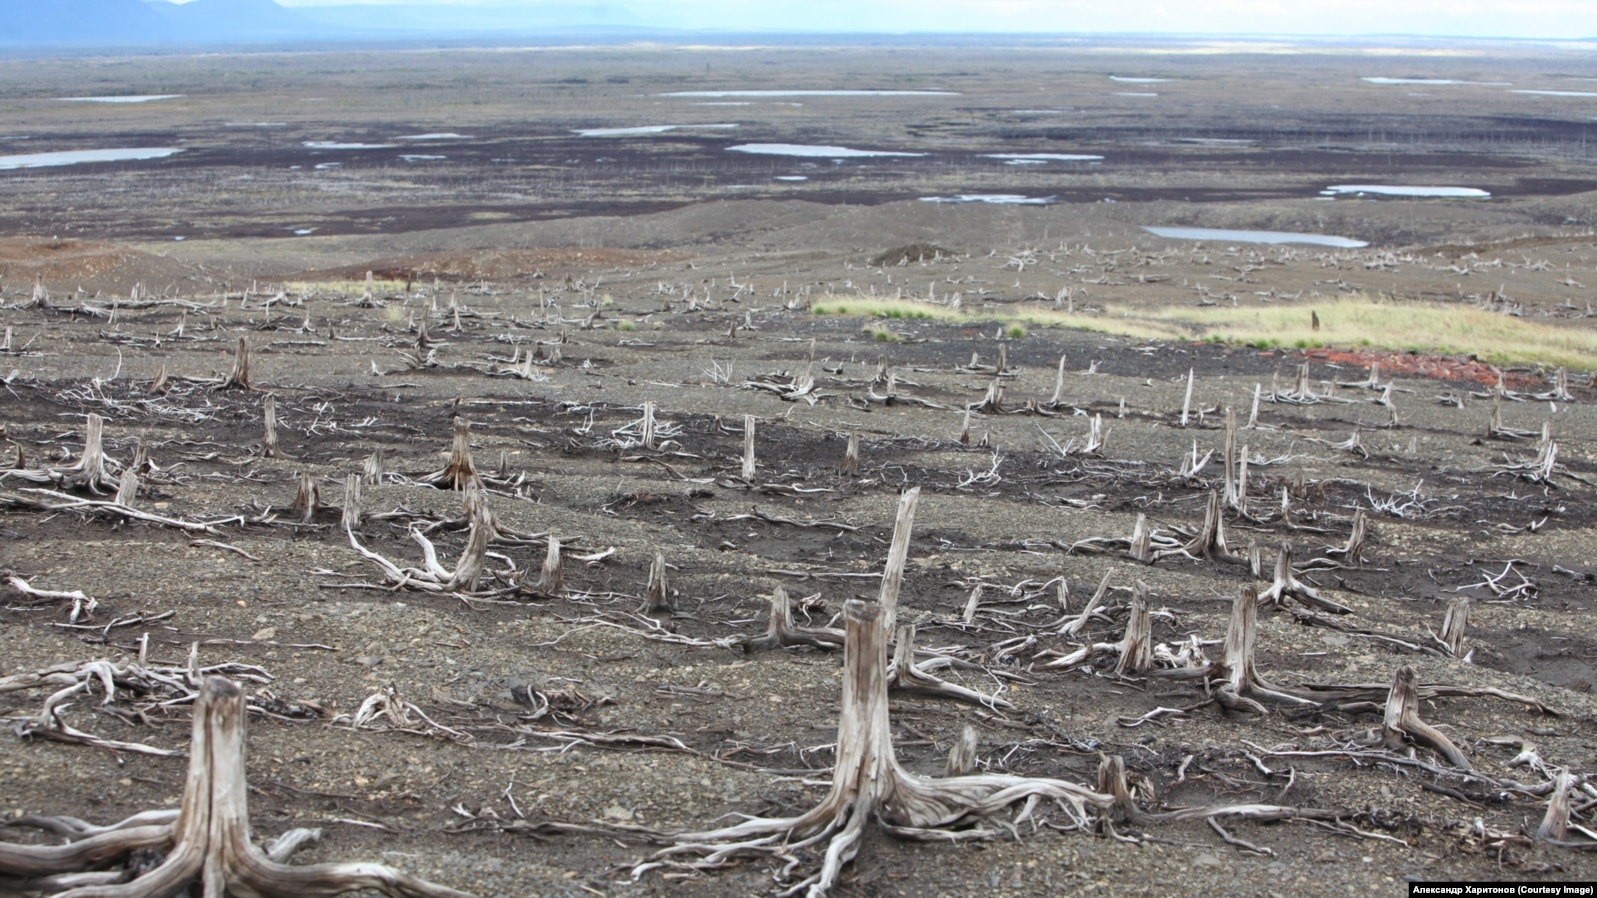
[
  {"x1": 341, "y1": 482, "x2": 493, "y2": 592},
  {"x1": 1038, "y1": 580, "x2": 1153, "y2": 676},
  {"x1": 1056, "y1": 570, "x2": 1112, "y2": 637},
  {"x1": 4, "y1": 488, "x2": 227, "y2": 535},
  {"x1": 4, "y1": 573, "x2": 98, "y2": 623}
]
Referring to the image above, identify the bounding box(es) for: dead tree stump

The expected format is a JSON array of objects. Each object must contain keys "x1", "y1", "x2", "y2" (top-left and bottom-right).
[
  {"x1": 741, "y1": 415, "x2": 757, "y2": 481},
  {"x1": 340, "y1": 473, "x2": 362, "y2": 531},
  {"x1": 291, "y1": 471, "x2": 321, "y2": 523},
  {"x1": 219, "y1": 336, "x2": 253, "y2": 390},
  {"x1": 1259, "y1": 541, "x2": 1351, "y2": 614},
  {"x1": 839, "y1": 431, "x2": 861, "y2": 476},
  {"x1": 641, "y1": 551, "x2": 672, "y2": 613},
  {"x1": 420, "y1": 417, "x2": 479, "y2": 490},
  {"x1": 740, "y1": 586, "x2": 843, "y2": 651},
  {"x1": 944, "y1": 726, "x2": 979, "y2": 777},
  {"x1": 261, "y1": 394, "x2": 286, "y2": 459},
  {"x1": 1376, "y1": 666, "x2": 1471, "y2": 770},
  {"x1": 0, "y1": 677, "x2": 476, "y2": 897},
  {"x1": 1159, "y1": 584, "x2": 1317, "y2": 711},
  {"x1": 1114, "y1": 581, "x2": 1153, "y2": 676},
  {"x1": 637, "y1": 600, "x2": 1115, "y2": 896},
  {"x1": 1435, "y1": 595, "x2": 1471, "y2": 658},
  {"x1": 876, "y1": 487, "x2": 920, "y2": 633}
]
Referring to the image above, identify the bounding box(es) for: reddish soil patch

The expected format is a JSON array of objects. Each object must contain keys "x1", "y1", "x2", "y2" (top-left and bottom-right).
[{"x1": 1303, "y1": 347, "x2": 1537, "y2": 387}]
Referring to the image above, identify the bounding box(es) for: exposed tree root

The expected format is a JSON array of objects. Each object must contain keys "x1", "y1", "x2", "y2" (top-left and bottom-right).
[
  {"x1": 1, "y1": 487, "x2": 228, "y2": 535},
  {"x1": 1037, "y1": 580, "x2": 1153, "y2": 675},
  {"x1": 342, "y1": 482, "x2": 494, "y2": 592},
  {"x1": 888, "y1": 623, "x2": 1013, "y2": 709}
]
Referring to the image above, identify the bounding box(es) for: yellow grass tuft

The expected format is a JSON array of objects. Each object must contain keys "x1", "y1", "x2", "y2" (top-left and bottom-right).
[{"x1": 280, "y1": 278, "x2": 410, "y2": 295}]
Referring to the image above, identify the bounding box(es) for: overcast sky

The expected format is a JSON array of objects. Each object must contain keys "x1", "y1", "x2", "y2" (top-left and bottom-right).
[{"x1": 248, "y1": 0, "x2": 1597, "y2": 39}]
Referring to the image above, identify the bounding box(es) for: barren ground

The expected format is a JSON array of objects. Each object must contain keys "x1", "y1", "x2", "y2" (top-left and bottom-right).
[{"x1": 3, "y1": 39, "x2": 1597, "y2": 898}]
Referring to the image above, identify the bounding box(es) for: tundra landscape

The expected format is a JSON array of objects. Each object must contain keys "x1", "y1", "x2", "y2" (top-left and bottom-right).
[{"x1": 2, "y1": 39, "x2": 1597, "y2": 897}]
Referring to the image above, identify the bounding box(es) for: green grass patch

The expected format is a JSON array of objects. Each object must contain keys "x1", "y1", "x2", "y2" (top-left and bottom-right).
[{"x1": 811, "y1": 295, "x2": 1597, "y2": 370}]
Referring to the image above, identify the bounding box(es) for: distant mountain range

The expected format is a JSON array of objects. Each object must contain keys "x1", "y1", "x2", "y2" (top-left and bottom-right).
[{"x1": 0, "y1": 0, "x2": 644, "y2": 47}]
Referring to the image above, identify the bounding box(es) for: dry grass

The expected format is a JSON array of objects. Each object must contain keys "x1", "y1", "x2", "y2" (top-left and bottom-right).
[
  {"x1": 281, "y1": 278, "x2": 410, "y2": 295},
  {"x1": 814, "y1": 296, "x2": 1597, "y2": 370}
]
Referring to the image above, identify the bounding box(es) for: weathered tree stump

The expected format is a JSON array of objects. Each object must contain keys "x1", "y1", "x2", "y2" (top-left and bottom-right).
[
  {"x1": 740, "y1": 586, "x2": 843, "y2": 651},
  {"x1": 640, "y1": 551, "x2": 672, "y2": 613},
  {"x1": 1258, "y1": 541, "x2": 1351, "y2": 614},
  {"x1": 636, "y1": 600, "x2": 1115, "y2": 896},
  {"x1": 218, "y1": 336, "x2": 253, "y2": 390},
  {"x1": 0, "y1": 677, "x2": 476, "y2": 897},
  {"x1": 419, "y1": 417, "x2": 479, "y2": 490},
  {"x1": 260, "y1": 394, "x2": 287, "y2": 459},
  {"x1": 839, "y1": 431, "x2": 860, "y2": 476},
  {"x1": 1159, "y1": 584, "x2": 1317, "y2": 711},
  {"x1": 1, "y1": 414, "x2": 123, "y2": 495},
  {"x1": 1374, "y1": 665, "x2": 1471, "y2": 770},
  {"x1": 1436, "y1": 595, "x2": 1471, "y2": 658}
]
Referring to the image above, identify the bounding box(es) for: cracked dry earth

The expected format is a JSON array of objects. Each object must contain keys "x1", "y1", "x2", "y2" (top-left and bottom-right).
[{"x1": 3, "y1": 242, "x2": 1597, "y2": 898}]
